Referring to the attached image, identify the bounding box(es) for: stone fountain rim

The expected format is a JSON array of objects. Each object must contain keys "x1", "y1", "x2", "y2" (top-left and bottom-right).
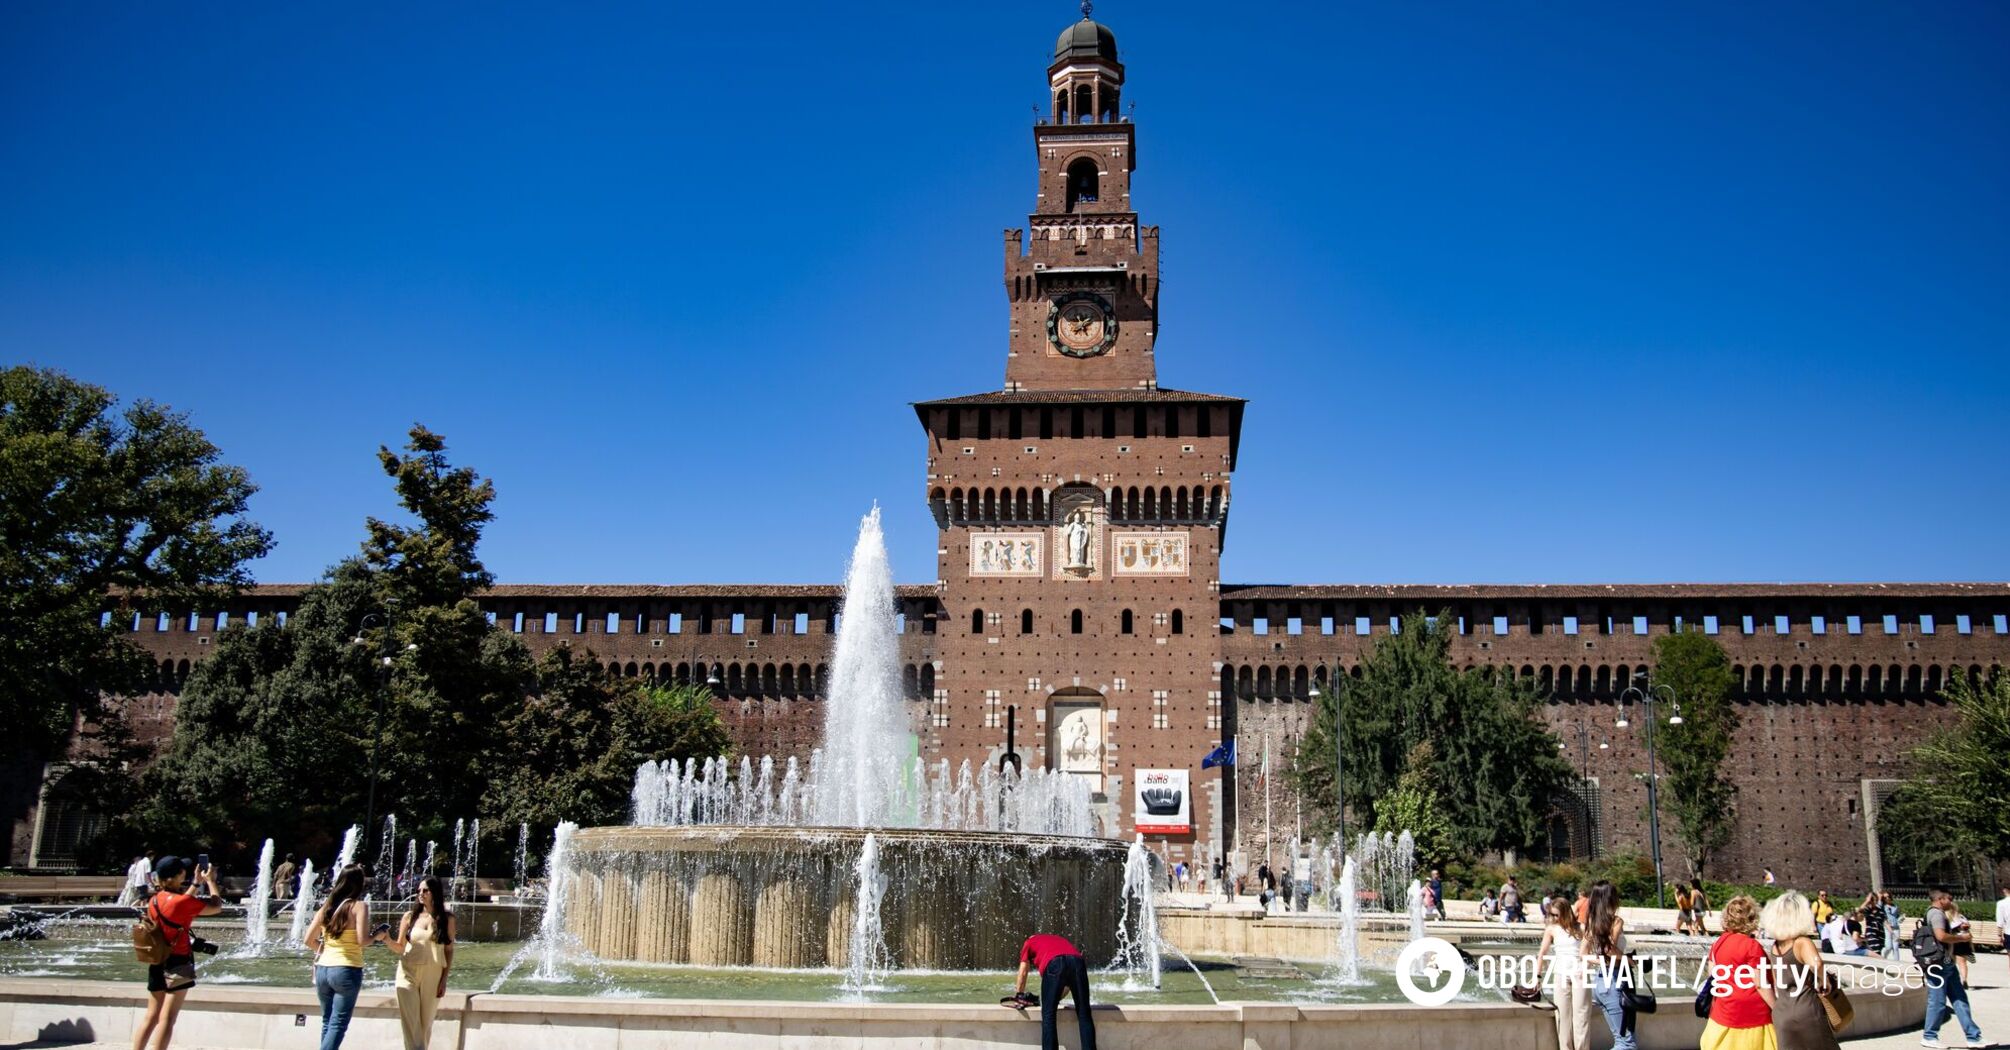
[{"x1": 572, "y1": 825, "x2": 1133, "y2": 852}]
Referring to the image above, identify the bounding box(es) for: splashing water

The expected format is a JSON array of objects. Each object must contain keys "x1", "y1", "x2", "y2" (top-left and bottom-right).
[
  {"x1": 533, "y1": 822, "x2": 578, "y2": 981},
  {"x1": 1331, "y1": 857, "x2": 1363, "y2": 985},
  {"x1": 1112, "y1": 835, "x2": 1162, "y2": 988},
  {"x1": 285, "y1": 860, "x2": 318, "y2": 946},
  {"x1": 814, "y1": 506, "x2": 909, "y2": 828},
  {"x1": 841, "y1": 832, "x2": 892, "y2": 998},
  {"x1": 514, "y1": 823, "x2": 531, "y2": 891},
  {"x1": 374, "y1": 815, "x2": 397, "y2": 896},
  {"x1": 243, "y1": 839, "x2": 275, "y2": 945},
  {"x1": 332, "y1": 825, "x2": 361, "y2": 874}
]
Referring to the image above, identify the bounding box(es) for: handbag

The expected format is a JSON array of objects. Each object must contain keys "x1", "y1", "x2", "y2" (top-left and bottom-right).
[
  {"x1": 1620, "y1": 955, "x2": 1658, "y2": 1014},
  {"x1": 1819, "y1": 974, "x2": 1854, "y2": 1034},
  {"x1": 1694, "y1": 943, "x2": 1716, "y2": 1019}
]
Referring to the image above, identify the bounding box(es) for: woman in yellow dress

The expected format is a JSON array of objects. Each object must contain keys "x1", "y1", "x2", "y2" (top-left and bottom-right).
[{"x1": 386, "y1": 875, "x2": 456, "y2": 1050}]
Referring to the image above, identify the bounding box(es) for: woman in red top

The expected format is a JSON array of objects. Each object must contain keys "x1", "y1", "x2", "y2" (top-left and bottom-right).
[
  {"x1": 133, "y1": 855, "x2": 223, "y2": 1050},
  {"x1": 1702, "y1": 894, "x2": 1778, "y2": 1050}
]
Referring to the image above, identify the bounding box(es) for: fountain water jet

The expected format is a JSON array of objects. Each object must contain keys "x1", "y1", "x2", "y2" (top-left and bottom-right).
[
  {"x1": 243, "y1": 839, "x2": 275, "y2": 946},
  {"x1": 533, "y1": 822, "x2": 577, "y2": 981},
  {"x1": 332, "y1": 825, "x2": 361, "y2": 874},
  {"x1": 841, "y1": 832, "x2": 890, "y2": 997},
  {"x1": 285, "y1": 859, "x2": 318, "y2": 946}
]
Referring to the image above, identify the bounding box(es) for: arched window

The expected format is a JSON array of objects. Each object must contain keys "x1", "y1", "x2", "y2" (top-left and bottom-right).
[
  {"x1": 1021, "y1": 609, "x2": 1034, "y2": 635},
  {"x1": 972, "y1": 608, "x2": 985, "y2": 635},
  {"x1": 1172, "y1": 609, "x2": 1184, "y2": 635},
  {"x1": 1066, "y1": 158, "x2": 1099, "y2": 211},
  {"x1": 1071, "y1": 609, "x2": 1084, "y2": 635},
  {"x1": 1121, "y1": 609, "x2": 1134, "y2": 634}
]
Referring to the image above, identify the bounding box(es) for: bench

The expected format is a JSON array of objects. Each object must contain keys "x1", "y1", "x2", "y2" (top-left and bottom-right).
[{"x1": 0, "y1": 876, "x2": 129, "y2": 901}]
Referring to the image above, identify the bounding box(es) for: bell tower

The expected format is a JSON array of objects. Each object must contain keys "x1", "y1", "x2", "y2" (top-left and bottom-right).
[{"x1": 1004, "y1": 3, "x2": 1159, "y2": 392}]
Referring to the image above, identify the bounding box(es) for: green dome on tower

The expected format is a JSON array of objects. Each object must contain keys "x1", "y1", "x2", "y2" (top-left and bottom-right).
[{"x1": 1054, "y1": 8, "x2": 1118, "y2": 63}]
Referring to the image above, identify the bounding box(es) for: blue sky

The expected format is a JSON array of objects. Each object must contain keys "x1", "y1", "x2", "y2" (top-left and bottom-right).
[{"x1": 4, "y1": 2, "x2": 2006, "y2": 587}]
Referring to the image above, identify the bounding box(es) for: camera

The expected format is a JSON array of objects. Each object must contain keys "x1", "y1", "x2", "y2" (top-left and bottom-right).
[{"x1": 190, "y1": 937, "x2": 219, "y2": 956}]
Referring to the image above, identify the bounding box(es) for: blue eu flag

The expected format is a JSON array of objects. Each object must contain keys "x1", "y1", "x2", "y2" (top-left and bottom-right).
[{"x1": 1201, "y1": 739, "x2": 1236, "y2": 769}]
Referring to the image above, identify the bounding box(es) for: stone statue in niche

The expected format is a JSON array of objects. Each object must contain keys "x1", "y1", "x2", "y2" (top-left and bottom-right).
[{"x1": 1062, "y1": 508, "x2": 1094, "y2": 572}]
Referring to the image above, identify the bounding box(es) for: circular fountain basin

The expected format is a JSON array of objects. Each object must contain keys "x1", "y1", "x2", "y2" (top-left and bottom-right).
[{"x1": 561, "y1": 825, "x2": 1135, "y2": 970}]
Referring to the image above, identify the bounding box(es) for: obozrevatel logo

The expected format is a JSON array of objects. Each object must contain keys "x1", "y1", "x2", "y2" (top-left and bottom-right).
[{"x1": 1395, "y1": 937, "x2": 1467, "y2": 1006}]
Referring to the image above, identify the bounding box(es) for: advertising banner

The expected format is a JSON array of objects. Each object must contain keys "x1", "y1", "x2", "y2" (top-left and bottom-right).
[{"x1": 1134, "y1": 768, "x2": 1191, "y2": 834}]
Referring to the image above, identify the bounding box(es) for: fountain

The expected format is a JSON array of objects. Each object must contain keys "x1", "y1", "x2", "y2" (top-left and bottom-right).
[
  {"x1": 552, "y1": 506, "x2": 1145, "y2": 973},
  {"x1": 284, "y1": 859, "x2": 318, "y2": 946},
  {"x1": 1331, "y1": 857, "x2": 1362, "y2": 984},
  {"x1": 332, "y1": 824, "x2": 361, "y2": 874},
  {"x1": 243, "y1": 839, "x2": 275, "y2": 946}
]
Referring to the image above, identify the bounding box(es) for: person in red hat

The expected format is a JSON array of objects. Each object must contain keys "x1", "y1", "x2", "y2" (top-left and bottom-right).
[{"x1": 1009, "y1": 932, "x2": 1096, "y2": 1050}]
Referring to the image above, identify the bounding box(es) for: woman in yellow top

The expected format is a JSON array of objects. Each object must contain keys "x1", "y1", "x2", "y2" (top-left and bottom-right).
[
  {"x1": 385, "y1": 875, "x2": 457, "y2": 1050},
  {"x1": 306, "y1": 864, "x2": 386, "y2": 1050}
]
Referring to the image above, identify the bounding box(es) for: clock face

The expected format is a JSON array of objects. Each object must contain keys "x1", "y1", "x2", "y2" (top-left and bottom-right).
[{"x1": 1047, "y1": 292, "x2": 1117, "y2": 358}]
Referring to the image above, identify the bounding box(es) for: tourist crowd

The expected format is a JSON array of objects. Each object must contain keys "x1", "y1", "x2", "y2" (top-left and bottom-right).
[{"x1": 1527, "y1": 882, "x2": 2009, "y2": 1050}]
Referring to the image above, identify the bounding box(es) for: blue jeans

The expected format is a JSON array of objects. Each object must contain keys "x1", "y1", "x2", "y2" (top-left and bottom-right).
[
  {"x1": 1923, "y1": 960, "x2": 1981, "y2": 1044},
  {"x1": 314, "y1": 964, "x2": 364, "y2": 1050},
  {"x1": 1589, "y1": 970, "x2": 1637, "y2": 1050}
]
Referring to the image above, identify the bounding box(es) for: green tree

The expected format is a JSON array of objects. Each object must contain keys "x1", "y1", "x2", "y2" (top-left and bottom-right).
[
  {"x1": 1877, "y1": 669, "x2": 2010, "y2": 886},
  {"x1": 1290, "y1": 609, "x2": 1571, "y2": 858},
  {"x1": 143, "y1": 426, "x2": 529, "y2": 861},
  {"x1": 1650, "y1": 627, "x2": 1740, "y2": 877},
  {"x1": 0, "y1": 365, "x2": 271, "y2": 753},
  {"x1": 1373, "y1": 742, "x2": 1456, "y2": 862},
  {"x1": 484, "y1": 650, "x2": 732, "y2": 829}
]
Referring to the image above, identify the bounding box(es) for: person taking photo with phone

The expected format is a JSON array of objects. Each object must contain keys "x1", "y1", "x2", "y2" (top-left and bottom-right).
[
  {"x1": 307, "y1": 863, "x2": 387, "y2": 1050},
  {"x1": 131, "y1": 855, "x2": 222, "y2": 1050}
]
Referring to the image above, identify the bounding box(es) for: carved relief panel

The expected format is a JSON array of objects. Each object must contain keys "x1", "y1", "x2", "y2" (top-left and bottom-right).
[{"x1": 969, "y1": 532, "x2": 1044, "y2": 577}]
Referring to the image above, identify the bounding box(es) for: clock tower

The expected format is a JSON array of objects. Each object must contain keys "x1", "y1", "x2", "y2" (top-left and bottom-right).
[
  {"x1": 1005, "y1": 5, "x2": 1158, "y2": 392},
  {"x1": 914, "y1": 6, "x2": 1246, "y2": 867}
]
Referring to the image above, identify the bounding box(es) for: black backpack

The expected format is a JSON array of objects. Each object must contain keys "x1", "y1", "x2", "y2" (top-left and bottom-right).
[{"x1": 1910, "y1": 916, "x2": 1947, "y2": 966}]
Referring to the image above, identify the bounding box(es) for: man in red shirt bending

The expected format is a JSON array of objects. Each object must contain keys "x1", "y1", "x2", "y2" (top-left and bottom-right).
[{"x1": 1012, "y1": 933, "x2": 1097, "y2": 1050}]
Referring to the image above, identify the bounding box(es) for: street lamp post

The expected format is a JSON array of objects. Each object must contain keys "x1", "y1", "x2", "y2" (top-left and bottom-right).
[
  {"x1": 1557, "y1": 722, "x2": 1596, "y2": 780},
  {"x1": 353, "y1": 610, "x2": 415, "y2": 873},
  {"x1": 1617, "y1": 673, "x2": 1683, "y2": 910}
]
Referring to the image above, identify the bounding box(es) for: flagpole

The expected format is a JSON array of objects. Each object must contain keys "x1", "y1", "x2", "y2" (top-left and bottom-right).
[{"x1": 1230, "y1": 733, "x2": 1240, "y2": 864}]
